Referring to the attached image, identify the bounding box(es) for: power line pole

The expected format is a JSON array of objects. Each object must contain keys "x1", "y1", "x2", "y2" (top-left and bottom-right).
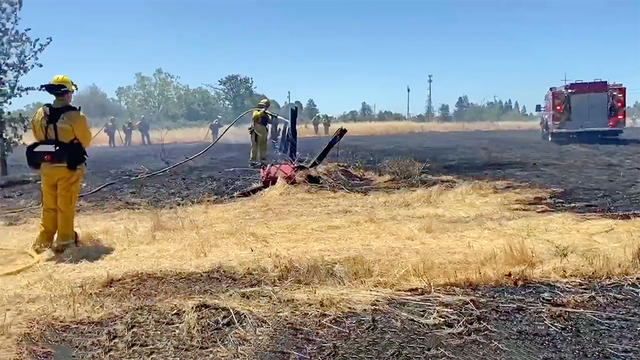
[
  {"x1": 426, "y1": 74, "x2": 433, "y2": 121},
  {"x1": 406, "y1": 86, "x2": 410, "y2": 120}
]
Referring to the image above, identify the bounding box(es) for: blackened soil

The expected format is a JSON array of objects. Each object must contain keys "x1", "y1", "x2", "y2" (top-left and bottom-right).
[
  {"x1": 18, "y1": 267, "x2": 640, "y2": 359},
  {"x1": 4, "y1": 128, "x2": 640, "y2": 223}
]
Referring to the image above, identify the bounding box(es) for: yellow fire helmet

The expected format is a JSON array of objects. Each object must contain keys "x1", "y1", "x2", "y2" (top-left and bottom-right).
[
  {"x1": 40, "y1": 75, "x2": 78, "y2": 95},
  {"x1": 257, "y1": 99, "x2": 270, "y2": 109}
]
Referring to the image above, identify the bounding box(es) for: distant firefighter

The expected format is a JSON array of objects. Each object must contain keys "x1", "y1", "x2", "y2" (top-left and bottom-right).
[
  {"x1": 136, "y1": 115, "x2": 151, "y2": 145},
  {"x1": 209, "y1": 117, "x2": 221, "y2": 141},
  {"x1": 322, "y1": 115, "x2": 331, "y2": 135},
  {"x1": 123, "y1": 121, "x2": 134, "y2": 146},
  {"x1": 312, "y1": 114, "x2": 320, "y2": 135},
  {"x1": 105, "y1": 117, "x2": 117, "y2": 147}
]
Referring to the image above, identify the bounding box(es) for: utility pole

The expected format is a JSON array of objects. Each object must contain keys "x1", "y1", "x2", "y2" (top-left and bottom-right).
[
  {"x1": 426, "y1": 74, "x2": 433, "y2": 122},
  {"x1": 407, "y1": 86, "x2": 410, "y2": 120}
]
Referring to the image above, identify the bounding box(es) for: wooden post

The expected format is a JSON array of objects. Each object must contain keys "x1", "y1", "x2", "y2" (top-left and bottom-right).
[
  {"x1": 0, "y1": 117, "x2": 7, "y2": 176},
  {"x1": 289, "y1": 105, "x2": 298, "y2": 162}
]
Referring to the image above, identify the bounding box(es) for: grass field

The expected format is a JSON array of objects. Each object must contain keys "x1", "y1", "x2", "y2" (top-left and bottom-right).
[
  {"x1": 21, "y1": 120, "x2": 540, "y2": 147},
  {"x1": 1, "y1": 176, "x2": 639, "y2": 356}
]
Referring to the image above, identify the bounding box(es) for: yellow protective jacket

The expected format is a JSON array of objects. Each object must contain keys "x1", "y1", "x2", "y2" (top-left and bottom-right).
[
  {"x1": 31, "y1": 99, "x2": 92, "y2": 150},
  {"x1": 252, "y1": 110, "x2": 271, "y2": 127}
]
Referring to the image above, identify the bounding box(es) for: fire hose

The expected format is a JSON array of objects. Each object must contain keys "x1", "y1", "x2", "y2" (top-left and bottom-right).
[
  {"x1": 1, "y1": 107, "x2": 257, "y2": 214},
  {"x1": 0, "y1": 108, "x2": 260, "y2": 276},
  {"x1": 79, "y1": 108, "x2": 257, "y2": 197},
  {"x1": 0, "y1": 110, "x2": 346, "y2": 276},
  {"x1": 0, "y1": 247, "x2": 40, "y2": 276},
  {"x1": 91, "y1": 126, "x2": 105, "y2": 140}
]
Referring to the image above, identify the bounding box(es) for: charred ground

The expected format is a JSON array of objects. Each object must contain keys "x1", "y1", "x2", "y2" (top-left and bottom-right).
[
  {"x1": 4, "y1": 128, "x2": 640, "y2": 221},
  {"x1": 18, "y1": 267, "x2": 640, "y2": 359},
  {"x1": 5, "y1": 128, "x2": 640, "y2": 359}
]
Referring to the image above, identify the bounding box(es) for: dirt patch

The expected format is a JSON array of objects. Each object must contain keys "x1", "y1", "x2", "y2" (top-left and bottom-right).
[{"x1": 18, "y1": 267, "x2": 640, "y2": 359}]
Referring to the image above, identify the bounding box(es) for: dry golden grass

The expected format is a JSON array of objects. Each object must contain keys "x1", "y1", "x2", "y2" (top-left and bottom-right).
[
  {"x1": 22, "y1": 126, "x2": 250, "y2": 147},
  {"x1": 297, "y1": 120, "x2": 539, "y2": 137},
  {"x1": 1, "y1": 179, "x2": 639, "y2": 356},
  {"x1": 21, "y1": 120, "x2": 539, "y2": 147}
]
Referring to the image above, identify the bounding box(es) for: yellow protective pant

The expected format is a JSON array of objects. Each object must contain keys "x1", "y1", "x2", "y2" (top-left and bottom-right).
[
  {"x1": 250, "y1": 124, "x2": 268, "y2": 162},
  {"x1": 33, "y1": 165, "x2": 84, "y2": 250}
]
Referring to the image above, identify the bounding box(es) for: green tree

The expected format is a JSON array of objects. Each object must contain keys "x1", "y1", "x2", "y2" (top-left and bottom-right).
[
  {"x1": 438, "y1": 104, "x2": 451, "y2": 122},
  {"x1": 453, "y1": 95, "x2": 470, "y2": 120},
  {"x1": 0, "y1": 0, "x2": 52, "y2": 175},
  {"x1": 179, "y1": 86, "x2": 223, "y2": 124},
  {"x1": 215, "y1": 74, "x2": 255, "y2": 116},
  {"x1": 451, "y1": 95, "x2": 533, "y2": 122},
  {"x1": 347, "y1": 110, "x2": 359, "y2": 122},
  {"x1": 303, "y1": 98, "x2": 319, "y2": 120},
  {"x1": 359, "y1": 101, "x2": 373, "y2": 118},
  {"x1": 497, "y1": 100, "x2": 505, "y2": 117},
  {"x1": 377, "y1": 110, "x2": 392, "y2": 121},
  {"x1": 116, "y1": 68, "x2": 184, "y2": 124},
  {"x1": 504, "y1": 99, "x2": 513, "y2": 113}
]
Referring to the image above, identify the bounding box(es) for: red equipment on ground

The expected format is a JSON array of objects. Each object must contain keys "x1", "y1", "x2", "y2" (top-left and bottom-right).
[
  {"x1": 260, "y1": 164, "x2": 297, "y2": 186},
  {"x1": 245, "y1": 127, "x2": 348, "y2": 195}
]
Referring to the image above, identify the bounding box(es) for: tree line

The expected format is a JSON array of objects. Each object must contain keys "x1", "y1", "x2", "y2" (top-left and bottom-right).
[
  {"x1": 12, "y1": 69, "x2": 326, "y2": 128},
  {"x1": 336, "y1": 97, "x2": 532, "y2": 123},
  {"x1": 446, "y1": 96, "x2": 531, "y2": 122}
]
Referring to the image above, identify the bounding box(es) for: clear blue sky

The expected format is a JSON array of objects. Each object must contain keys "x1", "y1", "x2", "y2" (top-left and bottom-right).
[{"x1": 11, "y1": 0, "x2": 640, "y2": 115}]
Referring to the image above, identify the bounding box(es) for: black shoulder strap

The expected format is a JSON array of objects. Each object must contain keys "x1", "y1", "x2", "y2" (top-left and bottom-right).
[{"x1": 42, "y1": 104, "x2": 79, "y2": 142}]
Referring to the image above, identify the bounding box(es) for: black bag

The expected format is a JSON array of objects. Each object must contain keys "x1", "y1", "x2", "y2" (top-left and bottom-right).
[{"x1": 25, "y1": 104, "x2": 87, "y2": 170}]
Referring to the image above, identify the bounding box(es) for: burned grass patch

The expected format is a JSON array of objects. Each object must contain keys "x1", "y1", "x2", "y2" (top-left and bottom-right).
[
  {"x1": 98, "y1": 265, "x2": 273, "y2": 304},
  {"x1": 18, "y1": 272, "x2": 640, "y2": 360},
  {"x1": 20, "y1": 301, "x2": 264, "y2": 360}
]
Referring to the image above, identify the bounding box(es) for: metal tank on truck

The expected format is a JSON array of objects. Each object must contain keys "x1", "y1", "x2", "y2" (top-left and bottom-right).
[{"x1": 536, "y1": 80, "x2": 626, "y2": 142}]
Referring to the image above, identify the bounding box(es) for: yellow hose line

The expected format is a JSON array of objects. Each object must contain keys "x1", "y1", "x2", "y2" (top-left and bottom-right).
[{"x1": 0, "y1": 247, "x2": 40, "y2": 276}]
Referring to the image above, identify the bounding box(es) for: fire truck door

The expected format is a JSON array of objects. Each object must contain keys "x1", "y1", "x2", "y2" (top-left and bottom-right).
[{"x1": 568, "y1": 92, "x2": 608, "y2": 129}]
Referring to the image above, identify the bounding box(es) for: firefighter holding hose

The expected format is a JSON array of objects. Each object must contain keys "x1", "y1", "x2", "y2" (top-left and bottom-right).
[
  {"x1": 29, "y1": 75, "x2": 91, "y2": 254},
  {"x1": 250, "y1": 99, "x2": 272, "y2": 167}
]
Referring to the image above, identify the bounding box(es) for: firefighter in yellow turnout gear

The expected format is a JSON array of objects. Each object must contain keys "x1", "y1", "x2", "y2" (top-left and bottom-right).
[
  {"x1": 250, "y1": 99, "x2": 272, "y2": 167},
  {"x1": 30, "y1": 75, "x2": 92, "y2": 254}
]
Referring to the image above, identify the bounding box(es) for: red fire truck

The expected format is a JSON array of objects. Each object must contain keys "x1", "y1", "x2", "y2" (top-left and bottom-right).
[{"x1": 536, "y1": 81, "x2": 626, "y2": 142}]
